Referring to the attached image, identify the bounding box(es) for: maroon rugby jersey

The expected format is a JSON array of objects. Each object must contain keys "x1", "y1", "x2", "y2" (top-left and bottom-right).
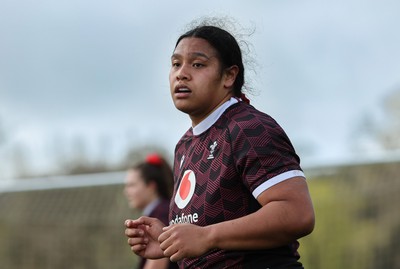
[{"x1": 170, "y1": 99, "x2": 305, "y2": 269}]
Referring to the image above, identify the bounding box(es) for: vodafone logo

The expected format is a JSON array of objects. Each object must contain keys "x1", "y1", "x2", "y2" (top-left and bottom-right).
[{"x1": 175, "y1": 170, "x2": 196, "y2": 209}]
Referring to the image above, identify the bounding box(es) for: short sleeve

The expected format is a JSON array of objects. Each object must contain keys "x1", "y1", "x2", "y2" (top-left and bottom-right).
[{"x1": 230, "y1": 113, "x2": 305, "y2": 198}]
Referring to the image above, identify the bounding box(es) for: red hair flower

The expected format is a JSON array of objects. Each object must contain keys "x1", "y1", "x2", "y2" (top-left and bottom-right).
[{"x1": 146, "y1": 153, "x2": 163, "y2": 166}]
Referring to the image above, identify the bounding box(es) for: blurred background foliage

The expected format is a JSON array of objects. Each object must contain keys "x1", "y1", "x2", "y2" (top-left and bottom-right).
[{"x1": 300, "y1": 161, "x2": 400, "y2": 269}]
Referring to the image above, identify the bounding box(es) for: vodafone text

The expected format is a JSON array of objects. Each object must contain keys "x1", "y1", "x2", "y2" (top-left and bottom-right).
[{"x1": 170, "y1": 212, "x2": 199, "y2": 225}]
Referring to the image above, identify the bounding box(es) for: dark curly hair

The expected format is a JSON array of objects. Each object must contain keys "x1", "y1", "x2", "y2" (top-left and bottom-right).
[{"x1": 175, "y1": 24, "x2": 245, "y2": 98}]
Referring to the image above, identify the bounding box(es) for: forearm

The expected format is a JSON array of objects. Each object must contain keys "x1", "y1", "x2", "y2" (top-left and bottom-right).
[
  {"x1": 206, "y1": 203, "x2": 309, "y2": 249},
  {"x1": 143, "y1": 257, "x2": 170, "y2": 269}
]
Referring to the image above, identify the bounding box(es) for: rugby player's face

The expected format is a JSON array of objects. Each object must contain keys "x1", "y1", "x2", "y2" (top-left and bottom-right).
[
  {"x1": 124, "y1": 170, "x2": 155, "y2": 210},
  {"x1": 169, "y1": 37, "x2": 235, "y2": 126}
]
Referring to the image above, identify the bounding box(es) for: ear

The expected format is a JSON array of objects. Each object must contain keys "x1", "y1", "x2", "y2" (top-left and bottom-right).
[
  {"x1": 223, "y1": 65, "x2": 239, "y2": 89},
  {"x1": 147, "y1": 181, "x2": 157, "y2": 192}
]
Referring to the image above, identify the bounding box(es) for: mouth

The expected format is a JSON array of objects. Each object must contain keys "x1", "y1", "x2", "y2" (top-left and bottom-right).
[
  {"x1": 174, "y1": 85, "x2": 192, "y2": 93},
  {"x1": 174, "y1": 85, "x2": 192, "y2": 98}
]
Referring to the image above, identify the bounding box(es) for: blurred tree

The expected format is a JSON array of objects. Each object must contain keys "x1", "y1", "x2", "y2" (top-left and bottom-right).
[
  {"x1": 351, "y1": 112, "x2": 381, "y2": 153},
  {"x1": 378, "y1": 87, "x2": 400, "y2": 150},
  {"x1": 301, "y1": 161, "x2": 400, "y2": 269},
  {"x1": 11, "y1": 144, "x2": 31, "y2": 178},
  {"x1": 123, "y1": 145, "x2": 171, "y2": 168},
  {"x1": 300, "y1": 176, "x2": 374, "y2": 269},
  {"x1": 351, "y1": 87, "x2": 400, "y2": 154},
  {"x1": 95, "y1": 135, "x2": 112, "y2": 170},
  {"x1": 63, "y1": 136, "x2": 91, "y2": 174},
  {"x1": 44, "y1": 134, "x2": 170, "y2": 176}
]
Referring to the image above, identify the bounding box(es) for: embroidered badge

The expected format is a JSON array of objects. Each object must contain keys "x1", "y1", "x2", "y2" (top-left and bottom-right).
[{"x1": 207, "y1": 141, "x2": 217, "y2": 160}]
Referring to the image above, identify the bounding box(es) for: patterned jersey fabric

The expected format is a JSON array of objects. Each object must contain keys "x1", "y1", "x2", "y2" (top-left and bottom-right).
[{"x1": 170, "y1": 100, "x2": 305, "y2": 269}]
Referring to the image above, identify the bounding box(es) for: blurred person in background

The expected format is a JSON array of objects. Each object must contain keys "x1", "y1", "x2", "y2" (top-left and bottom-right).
[{"x1": 124, "y1": 153, "x2": 178, "y2": 269}]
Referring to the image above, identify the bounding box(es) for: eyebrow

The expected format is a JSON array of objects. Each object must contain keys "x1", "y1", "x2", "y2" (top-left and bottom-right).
[{"x1": 171, "y1": 52, "x2": 211, "y2": 60}]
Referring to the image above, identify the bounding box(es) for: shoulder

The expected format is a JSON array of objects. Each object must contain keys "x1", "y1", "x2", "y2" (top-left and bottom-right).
[
  {"x1": 175, "y1": 128, "x2": 193, "y2": 149},
  {"x1": 158, "y1": 199, "x2": 171, "y2": 208},
  {"x1": 149, "y1": 199, "x2": 170, "y2": 225},
  {"x1": 222, "y1": 102, "x2": 285, "y2": 139}
]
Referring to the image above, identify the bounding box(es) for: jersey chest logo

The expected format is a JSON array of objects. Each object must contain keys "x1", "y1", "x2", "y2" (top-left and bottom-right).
[
  {"x1": 175, "y1": 170, "x2": 196, "y2": 209},
  {"x1": 207, "y1": 141, "x2": 218, "y2": 160}
]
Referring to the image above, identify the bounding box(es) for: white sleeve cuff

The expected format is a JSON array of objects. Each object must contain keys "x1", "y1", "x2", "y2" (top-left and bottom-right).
[{"x1": 252, "y1": 170, "x2": 306, "y2": 199}]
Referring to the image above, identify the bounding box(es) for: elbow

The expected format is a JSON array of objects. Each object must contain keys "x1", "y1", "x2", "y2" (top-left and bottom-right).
[
  {"x1": 295, "y1": 210, "x2": 315, "y2": 238},
  {"x1": 283, "y1": 207, "x2": 315, "y2": 241}
]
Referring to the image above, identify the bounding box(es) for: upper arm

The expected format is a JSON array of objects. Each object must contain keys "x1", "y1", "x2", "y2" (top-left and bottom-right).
[
  {"x1": 256, "y1": 176, "x2": 315, "y2": 236},
  {"x1": 256, "y1": 176, "x2": 311, "y2": 206}
]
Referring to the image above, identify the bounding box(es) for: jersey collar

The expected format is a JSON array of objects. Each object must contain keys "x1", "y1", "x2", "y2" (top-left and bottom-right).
[{"x1": 192, "y1": 97, "x2": 239, "y2": 136}]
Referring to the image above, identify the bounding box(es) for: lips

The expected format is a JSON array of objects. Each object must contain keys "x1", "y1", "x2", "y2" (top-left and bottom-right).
[
  {"x1": 175, "y1": 84, "x2": 191, "y2": 93},
  {"x1": 174, "y1": 84, "x2": 192, "y2": 98}
]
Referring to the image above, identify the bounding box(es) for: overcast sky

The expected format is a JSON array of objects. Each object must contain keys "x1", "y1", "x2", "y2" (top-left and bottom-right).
[{"x1": 1, "y1": 0, "x2": 400, "y2": 178}]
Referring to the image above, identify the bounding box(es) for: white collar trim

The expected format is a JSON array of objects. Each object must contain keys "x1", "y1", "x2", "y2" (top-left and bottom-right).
[
  {"x1": 142, "y1": 198, "x2": 160, "y2": 216},
  {"x1": 192, "y1": 97, "x2": 238, "y2": 136}
]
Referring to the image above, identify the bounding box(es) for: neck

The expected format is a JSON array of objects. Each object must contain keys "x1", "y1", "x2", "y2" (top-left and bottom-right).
[{"x1": 190, "y1": 94, "x2": 233, "y2": 127}]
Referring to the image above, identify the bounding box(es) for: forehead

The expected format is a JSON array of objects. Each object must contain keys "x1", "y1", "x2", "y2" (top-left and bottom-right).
[
  {"x1": 126, "y1": 169, "x2": 144, "y2": 183},
  {"x1": 172, "y1": 37, "x2": 218, "y2": 59}
]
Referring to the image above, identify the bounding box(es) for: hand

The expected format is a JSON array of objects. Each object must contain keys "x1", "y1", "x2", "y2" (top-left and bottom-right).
[
  {"x1": 125, "y1": 216, "x2": 166, "y2": 259},
  {"x1": 159, "y1": 223, "x2": 211, "y2": 262}
]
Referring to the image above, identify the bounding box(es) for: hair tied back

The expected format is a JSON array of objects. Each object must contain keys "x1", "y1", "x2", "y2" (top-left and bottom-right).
[
  {"x1": 240, "y1": 93, "x2": 250, "y2": 104},
  {"x1": 146, "y1": 153, "x2": 163, "y2": 166}
]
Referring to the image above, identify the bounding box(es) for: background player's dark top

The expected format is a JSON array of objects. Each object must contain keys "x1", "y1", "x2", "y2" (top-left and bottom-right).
[
  {"x1": 137, "y1": 199, "x2": 179, "y2": 269},
  {"x1": 170, "y1": 101, "x2": 305, "y2": 269}
]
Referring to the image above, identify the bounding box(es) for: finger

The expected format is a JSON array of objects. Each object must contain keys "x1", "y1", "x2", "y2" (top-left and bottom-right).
[
  {"x1": 125, "y1": 228, "x2": 144, "y2": 237},
  {"x1": 169, "y1": 250, "x2": 183, "y2": 262},
  {"x1": 162, "y1": 225, "x2": 172, "y2": 231},
  {"x1": 124, "y1": 219, "x2": 132, "y2": 227},
  {"x1": 160, "y1": 233, "x2": 179, "y2": 255},
  {"x1": 127, "y1": 237, "x2": 148, "y2": 247},
  {"x1": 159, "y1": 228, "x2": 177, "y2": 246},
  {"x1": 131, "y1": 243, "x2": 147, "y2": 254},
  {"x1": 125, "y1": 218, "x2": 148, "y2": 228},
  {"x1": 162, "y1": 242, "x2": 179, "y2": 261},
  {"x1": 158, "y1": 230, "x2": 168, "y2": 243},
  {"x1": 125, "y1": 219, "x2": 144, "y2": 228},
  {"x1": 162, "y1": 243, "x2": 176, "y2": 257},
  {"x1": 137, "y1": 216, "x2": 160, "y2": 226}
]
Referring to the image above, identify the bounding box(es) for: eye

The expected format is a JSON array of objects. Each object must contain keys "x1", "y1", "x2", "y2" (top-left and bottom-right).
[
  {"x1": 172, "y1": 62, "x2": 181, "y2": 68},
  {"x1": 193, "y1": 63, "x2": 204, "y2": 68}
]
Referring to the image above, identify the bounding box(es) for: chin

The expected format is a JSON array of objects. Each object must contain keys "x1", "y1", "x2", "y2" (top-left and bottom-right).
[
  {"x1": 174, "y1": 106, "x2": 190, "y2": 115},
  {"x1": 128, "y1": 202, "x2": 138, "y2": 209},
  {"x1": 173, "y1": 101, "x2": 193, "y2": 115}
]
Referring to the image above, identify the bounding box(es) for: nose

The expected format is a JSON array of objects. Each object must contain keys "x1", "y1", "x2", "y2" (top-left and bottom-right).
[{"x1": 176, "y1": 64, "x2": 190, "y2": 81}]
